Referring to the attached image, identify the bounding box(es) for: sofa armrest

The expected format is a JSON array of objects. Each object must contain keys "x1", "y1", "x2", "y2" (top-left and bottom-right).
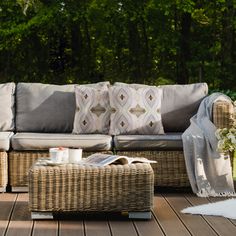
[{"x1": 212, "y1": 100, "x2": 234, "y2": 129}]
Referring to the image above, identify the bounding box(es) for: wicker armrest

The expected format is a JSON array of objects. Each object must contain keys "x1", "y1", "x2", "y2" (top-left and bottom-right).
[{"x1": 212, "y1": 100, "x2": 234, "y2": 129}]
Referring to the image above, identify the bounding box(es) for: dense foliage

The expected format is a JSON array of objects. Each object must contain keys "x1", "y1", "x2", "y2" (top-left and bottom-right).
[{"x1": 0, "y1": 0, "x2": 235, "y2": 90}]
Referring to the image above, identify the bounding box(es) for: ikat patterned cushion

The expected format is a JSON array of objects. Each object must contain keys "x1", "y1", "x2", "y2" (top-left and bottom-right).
[
  {"x1": 73, "y1": 85, "x2": 110, "y2": 134},
  {"x1": 109, "y1": 85, "x2": 164, "y2": 135}
]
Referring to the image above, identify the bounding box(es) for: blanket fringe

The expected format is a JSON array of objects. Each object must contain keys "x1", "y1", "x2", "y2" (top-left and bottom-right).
[{"x1": 197, "y1": 190, "x2": 236, "y2": 197}]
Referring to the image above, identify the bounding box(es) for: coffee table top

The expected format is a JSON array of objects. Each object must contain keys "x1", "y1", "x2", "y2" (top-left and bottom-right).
[{"x1": 32, "y1": 158, "x2": 153, "y2": 170}]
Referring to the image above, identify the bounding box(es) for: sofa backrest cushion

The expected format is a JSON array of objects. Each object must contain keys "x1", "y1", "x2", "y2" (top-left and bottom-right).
[
  {"x1": 16, "y1": 83, "x2": 76, "y2": 133},
  {"x1": 0, "y1": 83, "x2": 15, "y2": 131},
  {"x1": 160, "y1": 83, "x2": 208, "y2": 132},
  {"x1": 16, "y1": 82, "x2": 110, "y2": 133}
]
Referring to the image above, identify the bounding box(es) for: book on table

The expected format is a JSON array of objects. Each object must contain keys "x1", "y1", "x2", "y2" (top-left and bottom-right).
[{"x1": 83, "y1": 153, "x2": 156, "y2": 167}]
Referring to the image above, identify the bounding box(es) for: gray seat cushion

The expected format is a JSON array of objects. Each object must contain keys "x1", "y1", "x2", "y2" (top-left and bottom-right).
[
  {"x1": 16, "y1": 83, "x2": 76, "y2": 133},
  {"x1": 0, "y1": 132, "x2": 14, "y2": 151},
  {"x1": 0, "y1": 83, "x2": 15, "y2": 131},
  {"x1": 11, "y1": 133, "x2": 112, "y2": 151},
  {"x1": 114, "y1": 133, "x2": 183, "y2": 151}
]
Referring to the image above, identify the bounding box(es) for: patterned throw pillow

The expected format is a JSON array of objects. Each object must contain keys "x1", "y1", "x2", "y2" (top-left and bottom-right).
[
  {"x1": 73, "y1": 85, "x2": 110, "y2": 134},
  {"x1": 109, "y1": 86, "x2": 164, "y2": 135}
]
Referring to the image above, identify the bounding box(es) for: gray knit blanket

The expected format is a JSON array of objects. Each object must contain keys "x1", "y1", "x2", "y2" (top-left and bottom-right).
[{"x1": 182, "y1": 93, "x2": 235, "y2": 197}]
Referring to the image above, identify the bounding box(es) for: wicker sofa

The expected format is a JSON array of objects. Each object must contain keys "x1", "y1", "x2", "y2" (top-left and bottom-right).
[{"x1": 0, "y1": 82, "x2": 234, "y2": 192}]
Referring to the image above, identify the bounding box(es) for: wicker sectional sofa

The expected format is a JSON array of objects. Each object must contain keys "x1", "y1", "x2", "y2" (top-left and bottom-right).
[{"x1": 0, "y1": 82, "x2": 234, "y2": 192}]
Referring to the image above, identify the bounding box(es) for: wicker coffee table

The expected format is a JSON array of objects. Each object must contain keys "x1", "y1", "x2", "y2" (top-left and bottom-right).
[{"x1": 28, "y1": 159, "x2": 154, "y2": 219}]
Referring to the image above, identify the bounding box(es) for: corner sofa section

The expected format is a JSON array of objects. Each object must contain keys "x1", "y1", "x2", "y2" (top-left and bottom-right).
[{"x1": 0, "y1": 82, "x2": 234, "y2": 192}]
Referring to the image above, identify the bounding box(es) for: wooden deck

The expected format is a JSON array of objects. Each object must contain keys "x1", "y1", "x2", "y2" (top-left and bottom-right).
[{"x1": 0, "y1": 193, "x2": 236, "y2": 236}]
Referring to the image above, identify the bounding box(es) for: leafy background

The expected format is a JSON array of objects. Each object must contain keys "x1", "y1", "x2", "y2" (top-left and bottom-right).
[{"x1": 0, "y1": 0, "x2": 235, "y2": 98}]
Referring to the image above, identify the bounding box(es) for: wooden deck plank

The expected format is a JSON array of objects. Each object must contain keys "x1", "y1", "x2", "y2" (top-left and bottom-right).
[
  {"x1": 109, "y1": 221, "x2": 137, "y2": 236},
  {"x1": 134, "y1": 196, "x2": 165, "y2": 236},
  {"x1": 0, "y1": 193, "x2": 17, "y2": 236},
  {"x1": 133, "y1": 216, "x2": 165, "y2": 236},
  {"x1": 59, "y1": 221, "x2": 84, "y2": 236},
  {"x1": 5, "y1": 193, "x2": 33, "y2": 236},
  {"x1": 164, "y1": 193, "x2": 218, "y2": 236},
  {"x1": 152, "y1": 194, "x2": 191, "y2": 236},
  {"x1": 185, "y1": 194, "x2": 236, "y2": 236},
  {"x1": 32, "y1": 220, "x2": 58, "y2": 236},
  {"x1": 109, "y1": 218, "x2": 137, "y2": 236},
  {"x1": 84, "y1": 213, "x2": 111, "y2": 236}
]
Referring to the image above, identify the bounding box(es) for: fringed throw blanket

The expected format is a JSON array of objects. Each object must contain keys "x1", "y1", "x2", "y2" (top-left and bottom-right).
[{"x1": 182, "y1": 93, "x2": 235, "y2": 197}]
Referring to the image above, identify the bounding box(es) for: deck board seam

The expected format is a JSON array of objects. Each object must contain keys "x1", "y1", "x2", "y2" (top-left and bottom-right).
[
  {"x1": 30, "y1": 220, "x2": 35, "y2": 236},
  {"x1": 184, "y1": 195, "x2": 220, "y2": 236},
  {"x1": 150, "y1": 211, "x2": 167, "y2": 236},
  {"x1": 3, "y1": 193, "x2": 18, "y2": 236},
  {"x1": 107, "y1": 215, "x2": 113, "y2": 236},
  {"x1": 162, "y1": 194, "x2": 194, "y2": 236},
  {"x1": 83, "y1": 218, "x2": 86, "y2": 236},
  {"x1": 132, "y1": 220, "x2": 140, "y2": 236}
]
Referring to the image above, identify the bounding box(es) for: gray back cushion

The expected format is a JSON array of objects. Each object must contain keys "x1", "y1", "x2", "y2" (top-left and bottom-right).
[
  {"x1": 160, "y1": 83, "x2": 208, "y2": 131},
  {"x1": 16, "y1": 83, "x2": 76, "y2": 133},
  {"x1": 0, "y1": 83, "x2": 15, "y2": 131}
]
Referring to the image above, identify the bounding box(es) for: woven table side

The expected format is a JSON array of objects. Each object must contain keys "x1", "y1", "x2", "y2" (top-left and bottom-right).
[
  {"x1": 9, "y1": 151, "x2": 50, "y2": 187},
  {"x1": 117, "y1": 151, "x2": 190, "y2": 187},
  {"x1": 0, "y1": 152, "x2": 8, "y2": 190},
  {"x1": 9, "y1": 151, "x2": 113, "y2": 188},
  {"x1": 213, "y1": 100, "x2": 234, "y2": 129},
  {"x1": 29, "y1": 163, "x2": 154, "y2": 212}
]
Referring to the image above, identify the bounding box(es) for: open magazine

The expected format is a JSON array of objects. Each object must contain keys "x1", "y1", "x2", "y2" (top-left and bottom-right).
[{"x1": 82, "y1": 153, "x2": 157, "y2": 167}]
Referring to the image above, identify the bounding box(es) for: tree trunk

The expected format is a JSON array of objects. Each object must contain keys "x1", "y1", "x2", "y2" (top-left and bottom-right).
[
  {"x1": 71, "y1": 21, "x2": 83, "y2": 82},
  {"x1": 141, "y1": 16, "x2": 150, "y2": 83},
  {"x1": 177, "y1": 12, "x2": 191, "y2": 84},
  {"x1": 220, "y1": 0, "x2": 235, "y2": 89},
  {"x1": 128, "y1": 19, "x2": 141, "y2": 83}
]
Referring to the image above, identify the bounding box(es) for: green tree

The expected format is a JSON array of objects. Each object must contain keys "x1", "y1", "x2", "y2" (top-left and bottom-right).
[{"x1": 0, "y1": 0, "x2": 235, "y2": 91}]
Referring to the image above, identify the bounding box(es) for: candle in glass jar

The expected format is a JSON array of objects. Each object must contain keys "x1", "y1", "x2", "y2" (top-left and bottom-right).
[{"x1": 69, "y1": 148, "x2": 82, "y2": 163}]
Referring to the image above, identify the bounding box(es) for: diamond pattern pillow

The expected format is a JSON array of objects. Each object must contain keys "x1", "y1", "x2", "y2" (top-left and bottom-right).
[
  {"x1": 109, "y1": 86, "x2": 164, "y2": 135},
  {"x1": 73, "y1": 85, "x2": 110, "y2": 134}
]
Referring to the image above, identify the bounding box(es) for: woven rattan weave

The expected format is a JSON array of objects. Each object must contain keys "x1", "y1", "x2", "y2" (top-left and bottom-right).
[
  {"x1": 0, "y1": 152, "x2": 7, "y2": 192},
  {"x1": 213, "y1": 100, "x2": 234, "y2": 129},
  {"x1": 28, "y1": 162, "x2": 154, "y2": 213},
  {"x1": 117, "y1": 151, "x2": 189, "y2": 187},
  {"x1": 9, "y1": 151, "x2": 111, "y2": 188}
]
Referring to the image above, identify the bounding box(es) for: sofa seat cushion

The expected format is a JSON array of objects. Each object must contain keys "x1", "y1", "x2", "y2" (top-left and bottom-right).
[
  {"x1": 0, "y1": 132, "x2": 14, "y2": 151},
  {"x1": 11, "y1": 133, "x2": 112, "y2": 151},
  {"x1": 114, "y1": 133, "x2": 183, "y2": 151}
]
